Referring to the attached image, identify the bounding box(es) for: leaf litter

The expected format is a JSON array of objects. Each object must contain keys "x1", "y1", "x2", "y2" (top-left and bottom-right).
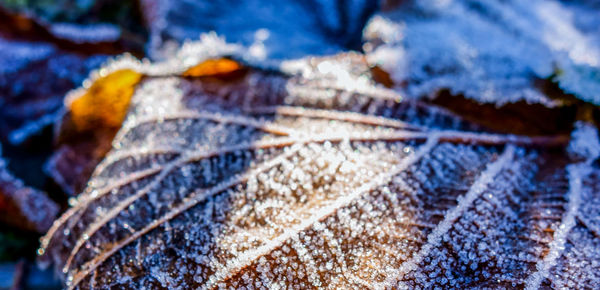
[{"x1": 0, "y1": 0, "x2": 598, "y2": 289}]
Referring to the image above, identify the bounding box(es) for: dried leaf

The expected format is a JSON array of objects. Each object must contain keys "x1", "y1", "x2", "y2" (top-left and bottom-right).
[
  {"x1": 68, "y1": 69, "x2": 143, "y2": 132},
  {"x1": 182, "y1": 58, "x2": 245, "y2": 79},
  {"x1": 47, "y1": 68, "x2": 142, "y2": 196},
  {"x1": 48, "y1": 56, "x2": 246, "y2": 196},
  {"x1": 37, "y1": 48, "x2": 600, "y2": 290}
]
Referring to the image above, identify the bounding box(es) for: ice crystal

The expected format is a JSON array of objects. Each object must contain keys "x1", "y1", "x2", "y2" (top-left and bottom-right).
[
  {"x1": 36, "y1": 40, "x2": 599, "y2": 289},
  {"x1": 364, "y1": 0, "x2": 600, "y2": 106},
  {"x1": 568, "y1": 122, "x2": 600, "y2": 162}
]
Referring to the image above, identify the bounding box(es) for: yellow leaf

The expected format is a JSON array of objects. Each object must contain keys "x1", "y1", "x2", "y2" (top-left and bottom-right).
[{"x1": 70, "y1": 69, "x2": 143, "y2": 132}]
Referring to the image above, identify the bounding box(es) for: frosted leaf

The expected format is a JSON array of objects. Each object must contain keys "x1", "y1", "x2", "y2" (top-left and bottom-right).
[
  {"x1": 364, "y1": 0, "x2": 600, "y2": 106},
  {"x1": 0, "y1": 39, "x2": 107, "y2": 145},
  {"x1": 0, "y1": 46, "x2": 107, "y2": 145},
  {"x1": 0, "y1": 143, "x2": 59, "y2": 232},
  {"x1": 139, "y1": 0, "x2": 376, "y2": 60},
  {"x1": 0, "y1": 36, "x2": 107, "y2": 145},
  {"x1": 38, "y1": 42, "x2": 596, "y2": 289},
  {"x1": 0, "y1": 5, "x2": 134, "y2": 145},
  {"x1": 0, "y1": 8, "x2": 137, "y2": 199}
]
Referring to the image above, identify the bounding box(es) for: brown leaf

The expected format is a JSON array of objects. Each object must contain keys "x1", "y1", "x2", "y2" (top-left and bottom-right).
[{"x1": 36, "y1": 49, "x2": 600, "y2": 290}]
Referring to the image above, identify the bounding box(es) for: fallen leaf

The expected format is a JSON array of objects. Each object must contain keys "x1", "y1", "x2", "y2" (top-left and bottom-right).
[
  {"x1": 46, "y1": 66, "x2": 144, "y2": 196},
  {"x1": 0, "y1": 6, "x2": 137, "y2": 56},
  {"x1": 68, "y1": 69, "x2": 143, "y2": 132},
  {"x1": 0, "y1": 35, "x2": 107, "y2": 145},
  {"x1": 37, "y1": 50, "x2": 600, "y2": 290},
  {"x1": 182, "y1": 58, "x2": 245, "y2": 79},
  {"x1": 0, "y1": 4, "x2": 145, "y2": 147},
  {"x1": 139, "y1": 0, "x2": 376, "y2": 59},
  {"x1": 363, "y1": 0, "x2": 600, "y2": 107},
  {"x1": 48, "y1": 56, "x2": 246, "y2": 196}
]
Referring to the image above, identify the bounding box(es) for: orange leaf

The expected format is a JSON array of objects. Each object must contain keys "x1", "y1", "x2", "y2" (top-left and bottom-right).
[
  {"x1": 182, "y1": 58, "x2": 243, "y2": 78},
  {"x1": 69, "y1": 69, "x2": 143, "y2": 132}
]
